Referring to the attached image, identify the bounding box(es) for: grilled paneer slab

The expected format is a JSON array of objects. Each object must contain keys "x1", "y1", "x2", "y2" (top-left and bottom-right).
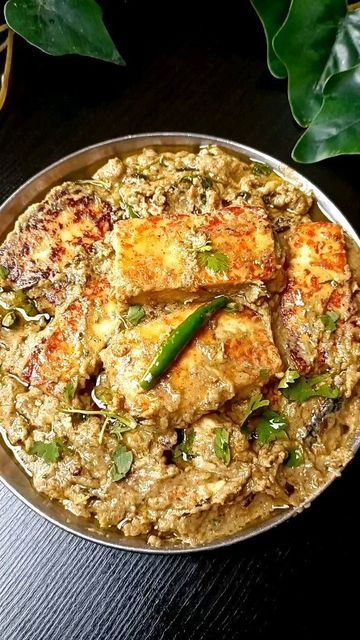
[
  {"x1": 2, "y1": 277, "x2": 119, "y2": 396},
  {"x1": 0, "y1": 181, "x2": 114, "y2": 296},
  {"x1": 111, "y1": 206, "x2": 278, "y2": 303},
  {"x1": 279, "y1": 222, "x2": 356, "y2": 377},
  {"x1": 101, "y1": 304, "x2": 283, "y2": 426}
]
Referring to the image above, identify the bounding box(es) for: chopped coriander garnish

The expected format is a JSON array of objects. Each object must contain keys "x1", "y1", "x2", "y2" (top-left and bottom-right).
[
  {"x1": 29, "y1": 439, "x2": 68, "y2": 464},
  {"x1": 93, "y1": 385, "x2": 113, "y2": 408},
  {"x1": 0, "y1": 265, "x2": 9, "y2": 279},
  {"x1": 278, "y1": 368, "x2": 300, "y2": 389},
  {"x1": 255, "y1": 410, "x2": 288, "y2": 444},
  {"x1": 201, "y1": 176, "x2": 213, "y2": 190},
  {"x1": 110, "y1": 445, "x2": 133, "y2": 481},
  {"x1": 62, "y1": 408, "x2": 137, "y2": 429},
  {"x1": 127, "y1": 304, "x2": 145, "y2": 326},
  {"x1": 259, "y1": 368, "x2": 270, "y2": 380},
  {"x1": 174, "y1": 427, "x2": 195, "y2": 462},
  {"x1": 214, "y1": 428, "x2": 231, "y2": 465},
  {"x1": 252, "y1": 161, "x2": 272, "y2": 176},
  {"x1": 321, "y1": 311, "x2": 340, "y2": 333},
  {"x1": 1, "y1": 310, "x2": 17, "y2": 328},
  {"x1": 241, "y1": 393, "x2": 270, "y2": 427},
  {"x1": 120, "y1": 193, "x2": 141, "y2": 219},
  {"x1": 76, "y1": 179, "x2": 111, "y2": 191},
  {"x1": 225, "y1": 301, "x2": 239, "y2": 313},
  {"x1": 197, "y1": 249, "x2": 230, "y2": 274},
  {"x1": 286, "y1": 445, "x2": 305, "y2": 468},
  {"x1": 280, "y1": 373, "x2": 339, "y2": 404},
  {"x1": 64, "y1": 381, "x2": 77, "y2": 403}
]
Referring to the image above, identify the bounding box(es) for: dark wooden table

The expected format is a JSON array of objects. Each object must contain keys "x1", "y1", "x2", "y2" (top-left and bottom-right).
[{"x1": 1, "y1": 2, "x2": 359, "y2": 637}]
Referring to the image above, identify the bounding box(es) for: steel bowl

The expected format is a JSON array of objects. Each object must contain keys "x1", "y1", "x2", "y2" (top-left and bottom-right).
[{"x1": 1, "y1": 132, "x2": 359, "y2": 553}]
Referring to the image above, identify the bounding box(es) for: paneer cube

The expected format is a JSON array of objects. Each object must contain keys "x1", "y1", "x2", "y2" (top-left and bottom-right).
[
  {"x1": 18, "y1": 276, "x2": 119, "y2": 396},
  {"x1": 101, "y1": 303, "x2": 283, "y2": 426},
  {"x1": 111, "y1": 206, "x2": 277, "y2": 303},
  {"x1": 279, "y1": 222, "x2": 353, "y2": 374}
]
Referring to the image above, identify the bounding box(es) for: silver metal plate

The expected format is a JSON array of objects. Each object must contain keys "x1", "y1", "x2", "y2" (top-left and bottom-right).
[{"x1": 1, "y1": 132, "x2": 359, "y2": 553}]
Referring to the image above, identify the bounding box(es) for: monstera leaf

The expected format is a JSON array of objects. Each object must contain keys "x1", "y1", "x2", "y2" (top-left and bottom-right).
[
  {"x1": 251, "y1": 0, "x2": 360, "y2": 163},
  {"x1": 4, "y1": 0, "x2": 124, "y2": 64}
]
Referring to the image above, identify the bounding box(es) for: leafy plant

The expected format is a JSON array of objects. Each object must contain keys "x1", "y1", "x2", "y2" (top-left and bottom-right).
[
  {"x1": 214, "y1": 428, "x2": 231, "y2": 465},
  {"x1": 255, "y1": 410, "x2": 288, "y2": 445},
  {"x1": 110, "y1": 445, "x2": 133, "y2": 482},
  {"x1": 1, "y1": 0, "x2": 124, "y2": 110},
  {"x1": 251, "y1": 0, "x2": 360, "y2": 163}
]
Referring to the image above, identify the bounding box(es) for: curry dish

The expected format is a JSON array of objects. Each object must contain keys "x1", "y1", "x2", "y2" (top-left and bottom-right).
[{"x1": 0, "y1": 145, "x2": 359, "y2": 548}]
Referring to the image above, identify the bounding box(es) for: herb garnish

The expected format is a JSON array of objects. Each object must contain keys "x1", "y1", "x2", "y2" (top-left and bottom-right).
[
  {"x1": 197, "y1": 244, "x2": 230, "y2": 274},
  {"x1": 127, "y1": 304, "x2": 145, "y2": 326},
  {"x1": 278, "y1": 368, "x2": 300, "y2": 389},
  {"x1": 280, "y1": 373, "x2": 339, "y2": 403},
  {"x1": 120, "y1": 193, "x2": 141, "y2": 219},
  {"x1": 0, "y1": 265, "x2": 9, "y2": 279},
  {"x1": 321, "y1": 311, "x2": 340, "y2": 333},
  {"x1": 255, "y1": 410, "x2": 288, "y2": 444},
  {"x1": 76, "y1": 179, "x2": 111, "y2": 191},
  {"x1": 110, "y1": 445, "x2": 133, "y2": 481},
  {"x1": 252, "y1": 161, "x2": 272, "y2": 176},
  {"x1": 286, "y1": 445, "x2": 305, "y2": 468},
  {"x1": 29, "y1": 438, "x2": 69, "y2": 464},
  {"x1": 242, "y1": 393, "x2": 270, "y2": 427},
  {"x1": 214, "y1": 428, "x2": 231, "y2": 465},
  {"x1": 64, "y1": 381, "x2": 77, "y2": 403},
  {"x1": 174, "y1": 427, "x2": 195, "y2": 462},
  {"x1": 1, "y1": 310, "x2": 17, "y2": 328}
]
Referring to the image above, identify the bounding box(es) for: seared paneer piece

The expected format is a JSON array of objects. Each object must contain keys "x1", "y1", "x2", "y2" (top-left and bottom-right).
[
  {"x1": 0, "y1": 181, "x2": 115, "y2": 293},
  {"x1": 12, "y1": 277, "x2": 119, "y2": 396},
  {"x1": 279, "y1": 222, "x2": 355, "y2": 376},
  {"x1": 111, "y1": 206, "x2": 277, "y2": 303},
  {"x1": 101, "y1": 303, "x2": 283, "y2": 426}
]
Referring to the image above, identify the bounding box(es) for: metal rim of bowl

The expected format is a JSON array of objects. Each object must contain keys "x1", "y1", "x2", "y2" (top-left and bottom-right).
[{"x1": 0, "y1": 131, "x2": 359, "y2": 554}]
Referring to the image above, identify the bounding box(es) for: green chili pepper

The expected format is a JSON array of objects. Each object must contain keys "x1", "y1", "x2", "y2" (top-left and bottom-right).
[{"x1": 139, "y1": 296, "x2": 230, "y2": 391}]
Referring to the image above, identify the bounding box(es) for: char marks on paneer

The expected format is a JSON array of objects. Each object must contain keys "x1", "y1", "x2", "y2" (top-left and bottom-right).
[{"x1": 0, "y1": 144, "x2": 359, "y2": 549}]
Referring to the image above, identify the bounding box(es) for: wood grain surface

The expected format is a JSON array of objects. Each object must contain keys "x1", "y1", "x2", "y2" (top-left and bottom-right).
[{"x1": 0, "y1": 2, "x2": 359, "y2": 637}]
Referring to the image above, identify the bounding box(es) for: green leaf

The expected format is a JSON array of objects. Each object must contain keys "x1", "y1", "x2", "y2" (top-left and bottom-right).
[
  {"x1": 64, "y1": 381, "x2": 77, "y2": 403},
  {"x1": 286, "y1": 445, "x2": 305, "y2": 468},
  {"x1": 110, "y1": 445, "x2": 133, "y2": 481},
  {"x1": 292, "y1": 64, "x2": 360, "y2": 162},
  {"x1": 273, "y1": 0, "x2": 347, "y2": 126},
  {"x1": 214, "y1": 428, "x2": 231, "y2": 465},
  {"x1": 321, "y1": 311, "x2": 340, "y2": 333},
  {"x1": 255, "y1": 410, "x2": 288, "y2": 445},
  {"x1": 120, "y1": 195, "x2": 141, "y2": 219},
  {"x1": 317, "y1": 9, "x2": 360, "y2": 95},
  {"x1": 197, "y1": 250, "x2": 230, "y2": 274},
  {"x1": 0, "y1": 265, "x2": 9, "y2": 279},
  {"x1": 4, "y1": 0, "x2": 125, "y2": 65},
  {"x1": 250, "y1": 0, "x2": 291, "y2": 78},
  {"x1": 127, "y1": 305, "x2": 145, "y2": 326},
  {"x1": 280, "y1": 374, "x2": 340, "y2": 404},
  {"x1": 251, "y1": 161, "x2": 273, "y2": 176},
  {"x1": 29, "y1": 440, "x2": 61, "y2": 464},
  {"x1": 278, "y1": 368, "x2": 300, "y2": 389},
  {"x1": 242, "y1": 393, "x2": 270, "y2": 427},
  {"x1": 174, "y1": 427, "x2": 195, "y2": 462},
  {"x1": 109, "y1": 417, "x2": 137, "y2": 439}
]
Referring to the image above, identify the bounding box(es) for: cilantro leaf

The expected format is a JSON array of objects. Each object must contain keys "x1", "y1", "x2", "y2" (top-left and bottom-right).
[
  {"x1": 286, "y1": 445, "x2": 305, "y2": 468},
  {"x1": 0, "y1": 265, "x2": 9, "y2": 279},
  {"x1": 174, "y1": 427, "x2": 195, "y2": 462},
  {"x1": 127, "y1": 304, "x2": 145, "y2": 326},
  {"x1": 214, "y1": 428, "x2": 231, "y2": 465},
  {"x1": 280, "y1": 373, "x2": 339, "y2": 403},
  {"x1": 109, "y1": 417, "x2": 137, "y2": 439},
  {"x1": 64, "y1": 381, "x2": 77, "y2": 403},
  {"x1": 29, "y1": 440, "x2": 62, "y2": 464},
  {"x1": 110, "y1": 445, "x2": 133, "y2": 481},
  {"x1": 278, "y1": 368, "x2": 300, "y2": 389},
  {"x1": 252, "y1": 161, "x2": 272, "y2": 176},
  {"x1": 321, "y1": 311, "x2": 340, "y2": 333},
  {"x1": 255, "y1": 410, "x2": 288, "y2": 445},
  {"x1": 197, "y1": 250, "x2": 230, "y2": 274},
  {"x1": 242, "y1": 393, "x2": 270, "y2": 427}
]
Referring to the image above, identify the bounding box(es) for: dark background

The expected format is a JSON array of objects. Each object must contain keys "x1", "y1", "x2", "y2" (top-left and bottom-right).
[{"x1": 0, "y1": 2, "x2": 359, "y2": 638}]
